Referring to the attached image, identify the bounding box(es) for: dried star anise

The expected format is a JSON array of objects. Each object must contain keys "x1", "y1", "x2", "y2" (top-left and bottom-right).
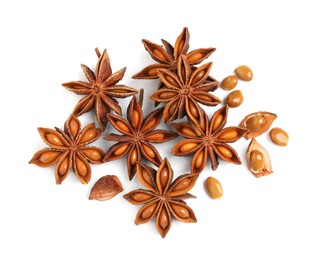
[
  {"x1": 103, "y1": 96, "x2": 178, "y2": 180},
  {"x1": 29, "y1": 116, "x2": 104, "y2": 184},
  {"x1": 171, "y1": 105, "x2": 247, "y2": 174},
  {"x1": 124, "y1": 158, "x2": 198, "y2": 238},
  {"x1": 150, "y1": 55, "x2": 221, "y2": 124},
  {"x1": 132, "y1": 27, "x2": 218, "y2": 107},
  {"x1": 62, "y1": 49, "x2": 138, "y2": 130}
]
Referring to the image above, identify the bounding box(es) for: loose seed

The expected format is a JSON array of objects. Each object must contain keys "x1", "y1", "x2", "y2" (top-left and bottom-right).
[
  {"x1": 205, "y1": 177, "x2": 223, "y2": 199},
  {"x1": 220, "y1": 75, "x2": 238, "y2": 90},
  {"x1": 269, "y1": 127, "x2": 289, "y2": 146},
  {"x1": 249, "y1": 150, "x2": 264, "y2": 171},
  {"x1": 179, "y1": 142, "x2": 198, "y2": 152},
  {"x1": 235, "y1": 65, "x2": 253, "y2": 81},
  {"x1": 226, "y1": 90, "x2": 244, "y2": 108}
]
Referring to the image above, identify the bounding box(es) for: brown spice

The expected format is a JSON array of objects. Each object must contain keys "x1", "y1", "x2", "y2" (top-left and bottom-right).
[
  {"x1": 172, "y1": 105, "x2": 247, "y2": 174},
  {"x1": 269, "y1": 127, "x2": 289, "y2": 146},
  {"x1": 103, "y1": 95, "x2": 178, "y2": 180},
  {"x1": 220, "y1": 75, "x2": 238, "y2": 90},
  {"x1": 240, "y1": 111, "x2": 277, "y2": 139},
  {"x1": 225, "y1": 90, "x2": 244, "y2": 108},
  {"x1": 62, "y1": 49, "x2": 137, "y2": 130},
  {"x1": 123, "y1": 158, "x2": 198, "y2": 238},
  {"x1": 29, "y1": 116, "x2": 104, "y2": 184},
  {"x1": 235, "y1": 65, "x2": 253, "y2": 81},
  {"x1": 89, "y1": 175, "x2": 123, "y2": 201},
  {"x1": 205, "y1": 177, "x2": 223, "y2": 199}
]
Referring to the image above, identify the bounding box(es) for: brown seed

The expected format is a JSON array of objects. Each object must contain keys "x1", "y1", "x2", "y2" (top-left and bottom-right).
[
  {"x1": 269, "y1": 127, "x2": 289, "y2": 146},
  {"x1": 182, "y1": 127, "x2": 197, "y2": 137},
  {"x1": 189, "y1": 101, "x2": 199, "y2": 118},
  {"x1": 235, "y1": 65, "x2": 253, "y2": 81},
  {"x1": 132, "y1": 192, "x2": 154, "y2": 202},
  {"x1": 220, "y1": 75, "x2": 238, "y2": 91},
  {"x1": 249, "y1": 150, "x2": 265, "y2": 171},
  {"x1": 172, "y1": 179, "x2": 191, "y2": 192},
  {"x1": 46, "y1": 133, "x2": 63, "y2": 146},
  {"x1": 144, "y1": 117, "x2": 156, "y2": 131},
  {"x1": 187, "y1": 52, "x2": 203, "y2": 63},
  {"x1": 132, "y1": 110, "x2": 139, "y2": 128},
  {"x1": 81, "y1": 149, "x2": 102, "y2": 161},
  {"x1": 75, "y1": 157, "x2": 87, "y2": 177},
  {"x1": 130, "y1": 148, "x2": 138, "y2": 165},
  {"x1": 141, "y1": 203, "x2": 157, "y2": 219},
  {"x1": 195, "y1": 150, "x2": 204, "y2": 169},
  {"x1": 159, "y1": 91, "x2": 177, "y2": 99},
  {"x1": 116, "y1": 120, "x2": 130, "y2": 133},
  {"x1": 69, "y1": 119, "x2": 79, "y2": 138},
  {"x1": 89, "y1": 175, "x2": 123, "y2": 201},
  {"x1": 212, "y1": 114, "x2": 223, "y2": 132},
  {"x1": 153, "y1": 48, "x2": 167, "y2": 62},
  {"x1": 80, "y1": 128, "x2": 97, "y2": 143},
  {"x1": 177, "y1": 41, "x2": 185, "y2": 56},
  {"x1": 113, "y1": 144, "x2": 129, "y2": 156},
  {"x1": 39, "y1": 151, "x2": 60, "y2": 164},
  {"x1": 169, "y1": 99, "x2": 179, "y2": 116},
  {"x1": 165, "y1": 75, "x2": 180, "y2": 87},
  {"x1": 217, "y1": 146, "x2": 232, "y2": 159},
  {"x1": 225, "y1": 90, "x2": 244, "y2": 108},
  {"x1": 205, "y1": 177, "x2": 223, "y2": 199},
  {"x1": 179, "y1": 142, "x2": 198, "y2": 153},
  {"x1": 191, "y1": 70, "x2": 205, "y2": 85},
  {"x1": 146, "y1": 133, "x2": 164, "y2": 140},
  {"x1": 159, "y1": 208, "x2": 169, "y2": 229},
  {"x1": 171, "y1": 204, "x2": 189, "y2": 219},
  {"x1": 142, "y1": 143, "x2": 155, "y2": 158},
  {"x1": 147, "y1": 67, "x2": 158, "y2": 76},
  {"x1": 160, "y1": 167, "x2": 169, "y2": 188},
  {"x1": 245, "y1": 115, "x2": 266, "y2": 132},
  {"x1": 58, "y1": 156, "x2": 69, "y2": 176},
  {"x1": 218, "y1": 130, "x2": 238, "y2": 140}
]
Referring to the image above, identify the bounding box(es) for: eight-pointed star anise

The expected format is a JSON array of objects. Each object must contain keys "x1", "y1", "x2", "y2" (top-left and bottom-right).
[
  {"x1": 150, "y1": 55, "x2": 221, "y2": 125},
  {"x1": 171, "y1": 105, "x2": 247, "y2": 174},
  {"x1": 132, "y1": 27, "x2": 218, "y2": 107},
  {"x1": 62, "y1": 49, "x2": 138, "y2": 130},
  {"x1": 103, "y1": 96, "x2": 178, "y2": 180},
  {"x1": 29, "y1": 116, "x2": 104, "y2": 184},
  {"x1": 123, "y1": 158, "x2": 198, "y2": 238}
]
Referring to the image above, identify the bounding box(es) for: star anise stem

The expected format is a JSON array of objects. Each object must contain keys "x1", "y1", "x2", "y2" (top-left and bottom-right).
[
  {"x1": 95, "y1": 47, "x2": 101, "y2": 58},
  {"x1": 138, "y1": 88, "x2": 144, "y2": 107}
]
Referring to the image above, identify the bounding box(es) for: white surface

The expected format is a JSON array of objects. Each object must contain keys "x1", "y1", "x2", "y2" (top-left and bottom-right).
[{"x1": 1, "y1": 0, "x2": 320, "y2": 259}]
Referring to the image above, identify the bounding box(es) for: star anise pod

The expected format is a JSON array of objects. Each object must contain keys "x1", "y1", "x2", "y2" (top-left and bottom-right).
[
  {"x1": 124, "y1": 158, "x2": 198, "y2": 238},
  {"x1": 132, "y1": 27, "x2": 218, "y2": 107},
  {"x1": 172, "y1": 105, "x2": 247, "y2": 174},
  {"x1": 150, "y1": 55, "x2": 221, "y2": 125},
  {"x1": 103, "y1": 96, "x2": 178, "y2": 180},
  {"x1": 62, "y1": 49, "x2": 138, "y2": 130},
  {"x1": 29, "y1": 116, "x2": 104, "y2": 184}
]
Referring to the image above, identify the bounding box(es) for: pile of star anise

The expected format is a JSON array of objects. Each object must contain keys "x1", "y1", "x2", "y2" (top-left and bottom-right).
[{"x1": 30, "y1": 27, "x2": 283, "y2": 238}]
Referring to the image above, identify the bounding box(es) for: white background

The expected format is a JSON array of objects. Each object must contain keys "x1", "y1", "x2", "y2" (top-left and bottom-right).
[{"x1": 1, "y1": 0, "x2": 320, "y2": 259}]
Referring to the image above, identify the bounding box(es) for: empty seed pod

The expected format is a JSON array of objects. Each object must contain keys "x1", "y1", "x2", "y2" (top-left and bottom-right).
[
  {"x1": 246, "y1": 138, "x2": 273, "y2": 178},
  {"x1": 240, "y1": 111, "x2": 277, "y2": 139},
  {"x1": 89, "y1": 175, "x2": 123, "y2": 201}
]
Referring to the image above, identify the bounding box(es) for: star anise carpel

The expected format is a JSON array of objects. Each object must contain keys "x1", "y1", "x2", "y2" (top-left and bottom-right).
[
  {"x1": 103, "y1": 95, "x2": 178, "y2": 180},
  {"x1": 29, "y1": 116, "x2": 104, "y2": 184},
  {"x1": 150, "y1": 54, "x2": 221, "y2": 125},
  {"x1": 123, "y1": 158, "x2": 198, "y2": 238},
  {"x1": 62, "y1": 48, "x2": 138, "y2": 130},
  {"x1": 171, "y1": 105, "x2": 247, "y2": 174}
]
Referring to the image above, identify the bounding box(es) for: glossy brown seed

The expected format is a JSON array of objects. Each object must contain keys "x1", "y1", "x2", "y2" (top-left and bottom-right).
[
  {"x1": 46, "y1": 133, "x2": 64, "y2": 146},
  {"x1": 160, "y1": 167, "x2": 169, "y2": 188},
  {"x1": 165, "y1": 75, "x2": 180, "y2": 87},
  {"x1": 269, "y1": 127, "x2": 289, "y2": 146},
  {"x1": 159, "y1": 91, "x2": 177, "y2": 99},
  {"x1": 189, "y1": 101, "x2": 199, "y2": 118},
  {"x1": 179, "y1": 142, "x2": 198, "y2": 153},
  {"x1": 146, "y1": 133, "x2": 164, "y2": 140},
  {"x1": 58, "y1": 157, "x2": 69, "y2": 176},
  {"x1": 132, "y1": 192, "x2": 154, "y2": 202},
  {"x1": 171, "y1": 204, "x2": 189, "y2": 219},
  {"x1": 142, "y1": 203, "x2": 157, "y2": 219},
  {"x1": 147, "y1": 67, "x2": 158, "y2": 76},
  {"x1": 205, "y1": 177, "x2": 223, "y2": 199},
  {"x1": 80, "y1": 128, "x2": 97, "y2": 143},
  {"x1": 182, "y1": 127, "x2": 197, "y2": 137},
  {"x1": 142, "y1": 144, "x2": 155, "y2": 158},
  {"x1": 191, "y1": 70, "x2": 205, "y2": 85},
  {"x1": 113, "y1": 144, "x2": 129, "y2": 156},
  {"x1": 249, "y1": 150, "x2": 264, "y2": 171},
  {"x1": 116, "y1": 120, "x2": 130, "y2": 133},
  {"x1": 130, "y1": 148, "x2": 138, "y2": 165},
  {"x1": 89, "y1": 175, "x2": 123, "y2": 201},
  {"x1": 188, "y1": 52, "x2": 203, "y2": 63},
  {"x1": 235, "y1": 65, "x2": 253, "y2": 81},
  {"x1": 220, "y1": 75, "x2": 238, "y2": 91},
  {"x1": 75, "y1": 157, "x2": 87, "y2": 177},
  {"x1": 39, "y1": 151, "x2": 61, "y2": 164},
  {"x1": 132, "y1": 110, "x2": 140, "y2": 128},
  {"x1": 240, "y1": 112, "x2": 277, "y2": 139},
  {"x1": 153, "y1": 49, "x2": 167, "y2": 61},
  {"x1": 218, "y1": 129, "x2": 238, "y2": 140},
  {"x1": 195, "y1": 150, "x2": 204, "y2": 169},
  {"x1": 225, "y1": 90, "x2": 243, "y2": 108},
  {"x1": 172, "y1": 179, "x2": 191, "y2": 192},
  {"x1": 217, "y1": 146, "x2": 232, "y2": 159},
  {"x1": 211, "y1": 114, "x2": 223, "y2": 132},
  {"x1": 246, "y1": 138, "x2": 273, "y2": 178},
  {"x1": 159, "y1": 208, "x2": 169, "y2": 229},
  {"x1": 144, "y1": 117, "x2": 156, "y2": 131}
]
